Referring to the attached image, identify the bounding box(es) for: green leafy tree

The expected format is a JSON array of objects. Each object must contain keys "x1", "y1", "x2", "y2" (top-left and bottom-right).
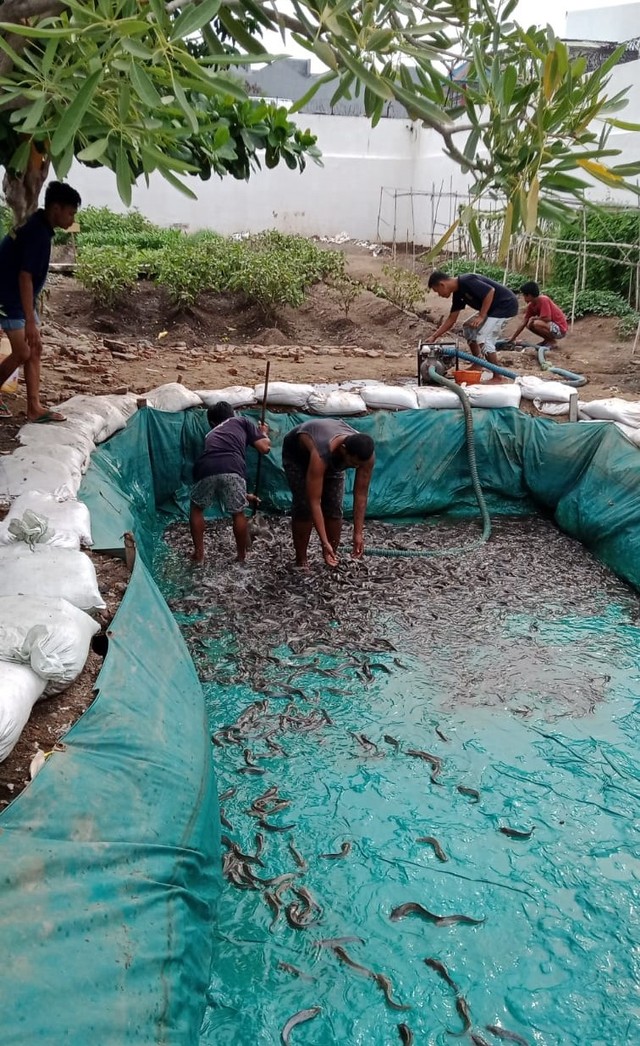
[
  {"x1": 0, "y1": 0, "x2": 321, "y2": 221},
  {"x1": 0, "y1": 0, "x2": 638, "y2": 249}
]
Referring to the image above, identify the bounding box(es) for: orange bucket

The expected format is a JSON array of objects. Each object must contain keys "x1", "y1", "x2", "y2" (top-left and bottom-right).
[{"x1": 453, "y1": 369, "x2": 483, "y2": 385}]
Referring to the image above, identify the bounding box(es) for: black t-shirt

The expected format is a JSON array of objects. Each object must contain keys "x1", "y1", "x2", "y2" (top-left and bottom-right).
[
  {"x1": 451, "y1": 274, "x2": 518, "y2": 319},
  {"x1": 0, "y1": 210, "x2": 54, "y2": 318},
  {"x1": 194, "y1": 417, "x2": 264, "y2": 481}
]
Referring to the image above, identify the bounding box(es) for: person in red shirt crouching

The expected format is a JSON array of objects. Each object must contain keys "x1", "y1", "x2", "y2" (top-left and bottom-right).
[{"x1": 511, "y1": 281, "x2": 568, "y2": 350}]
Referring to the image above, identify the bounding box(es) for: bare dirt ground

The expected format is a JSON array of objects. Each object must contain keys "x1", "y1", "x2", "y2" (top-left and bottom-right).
[
  {"x1": 1, "y1": 242, "x2": 638, "y2": 806},
  {"x1": 3, "y1": 244, "x2": 639, "y2": 421}
]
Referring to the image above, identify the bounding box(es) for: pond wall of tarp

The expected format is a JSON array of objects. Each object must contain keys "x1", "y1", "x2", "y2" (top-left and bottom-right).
[
  {"x1": 85, "y1": 405, "x2": 640, "y2": 587},
  {"x1": 2, "y1": 404, "x2": 640, "y2": 1044}
]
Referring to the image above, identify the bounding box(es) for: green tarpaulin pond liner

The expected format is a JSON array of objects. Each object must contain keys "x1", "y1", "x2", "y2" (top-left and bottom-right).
[{"x1": 0, "y1": 405, "x2": 639, "y2": 1043}]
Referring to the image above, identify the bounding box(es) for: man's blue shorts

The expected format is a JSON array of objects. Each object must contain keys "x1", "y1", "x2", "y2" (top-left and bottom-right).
[{"x1": 0, "y1": 312, "x2": 40, "y2": 331}]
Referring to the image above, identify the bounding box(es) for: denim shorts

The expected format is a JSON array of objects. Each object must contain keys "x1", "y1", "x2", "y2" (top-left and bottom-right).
[{"x1": 0, "y1": 311, "x2": 40, "y2": 331}]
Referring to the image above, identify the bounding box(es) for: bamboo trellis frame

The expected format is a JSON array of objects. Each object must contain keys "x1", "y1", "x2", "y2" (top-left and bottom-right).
[{"x1": 376, "y1": 186, "x2": 640, "y2": 313}]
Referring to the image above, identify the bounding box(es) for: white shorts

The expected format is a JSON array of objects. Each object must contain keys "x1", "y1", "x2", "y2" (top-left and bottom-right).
[{"x1": 462, "y1": 315, "x2": 509, "y2": 355}]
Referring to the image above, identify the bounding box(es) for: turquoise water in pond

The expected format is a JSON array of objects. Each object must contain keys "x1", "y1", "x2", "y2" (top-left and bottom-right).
[{"x1": 157, "y1": 520, "x2": 640, "y2": 1046}]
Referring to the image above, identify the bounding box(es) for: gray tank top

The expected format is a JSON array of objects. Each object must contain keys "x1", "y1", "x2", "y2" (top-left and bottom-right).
[{"x1": 290, "y1": 418, "x2": 356, "y2": 470}]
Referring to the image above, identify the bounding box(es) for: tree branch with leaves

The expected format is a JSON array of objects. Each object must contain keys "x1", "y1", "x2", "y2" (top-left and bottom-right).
[{"x1": 0, "y1": 0, "x2": 637, "y2": 253}]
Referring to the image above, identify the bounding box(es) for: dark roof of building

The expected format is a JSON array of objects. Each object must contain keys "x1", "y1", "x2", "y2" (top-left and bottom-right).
[{"x1": 243, "y1": 41, "x2": 639, "y2": 119}]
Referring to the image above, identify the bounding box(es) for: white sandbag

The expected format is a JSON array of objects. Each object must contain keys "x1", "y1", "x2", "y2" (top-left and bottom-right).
[
  {"x1": 13, "y1": 443, "x2": 87, "y2": 480},
  {"x1": 0, "y1": 453, "x2": 80, "y2": 503},
  {"x1": 516, "y1": 375, "x2": 574, "y2": 403},
  {"x1": 0, "y1": 595, "x2": 99, "y2": 695},
  {"x1": 0, "y1": 491, "x2": 92, "y2": 547},
  {"x1": 0, "y1": 661, "x2": 46, "y2": 762},
  {"x1": 47, "y1": 410, "x2": 107, "y2": 445},
  {"x1": 534, "y1": 399, "x2": 570, "y2": 416},
  {"x1": 415, "y1": 386, "x2": 461, "y2": 409},
  {"x1": 254, "y1": 381, "x2": 314, "y2": 408},
  {"x1": 0, "y1": 546, "x2": 105, "y2": 612},
  {"x1": 56, "y1": 394, "x2": 128, "y2": 440},
  {"x1": 614, "y1": 422, "x2": 640, "y2": 447},
  {"x1": 17, "y1": 420, "x2": 96, "y2": 464},
  {"x1": 306, "y1": 390, "x2": 367, "y2": 415},
  {"x1": 466, "y1": 383, "x2": 521, "y2": 408},
  {"x1": 143, "y1": 382, "x2": 202, "y2": 412},
  {"x1": 579, "y1": 397, "x2": 640, "y2": 428},
  {"x1": 0, "y1": 492, "x2": 91, "y2": 547},
  {"x1": 197, "y1": 386, "x2": 256, "y2": 409},
  {"x1": 98, "y1": 392, "x2": 139, "y2": 420},
  {"x1": 360, "y1": 385, "x2": 418, "y2": 410}
]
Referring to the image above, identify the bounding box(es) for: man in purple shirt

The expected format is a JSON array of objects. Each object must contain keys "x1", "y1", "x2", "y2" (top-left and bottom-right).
[{"x1": 190, "y1": 401, "x2": 271, "y2": 564}]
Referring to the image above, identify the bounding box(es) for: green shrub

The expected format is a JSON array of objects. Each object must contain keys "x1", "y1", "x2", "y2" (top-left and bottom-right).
[
  {"x1": 75, "y1": 245, "x2": 141, "y2": 306},
  {"x1": 545, "y1": 286, "x2": 635, "y2": 319},
  {"x1": 77, "y1": 228, "x2": 183, "y2": 251},
  {"x1": 76, "y1": 205, "x2": 156, "y2": 237},
  {"x1": 328, "y1": 274, "x2": 362, "y2": 319},
  {"x1": 249, "y1": 231, "x2": 344, "y2": 284},
  {"x1": 156, "y1": 235, "x2": 244, "y2": 306},
  {"x1": 136, "y1": 247, "x2": 165, "y2": 279},
  {"x1": 552, "y1": 208, "x2": 640, "y2": 305},
  {"x1": 230, "y1": 246, "x2": 308, "y2": 318},
  {"x1": 617, "y1": 313, "x2": 640, "y2": 339},
  {"x1": 155, "y1": 229, "x2": 343, "y2": 314},
  {"x1": 381, "y1": 263, "x2": 425, "y2": 312}
]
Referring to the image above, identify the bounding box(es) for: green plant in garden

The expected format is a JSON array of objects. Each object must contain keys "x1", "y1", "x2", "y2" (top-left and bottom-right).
[
  {"x1": 381, "y1": 264, "x2": 426, "y2": 313},
  {"x1": 552, "y1": 208, "x2": 640, "y2": 304},
  {"x1": 249, "y1": 231, "x2": 344, "y2": 284},
  {"x1": 75, "y1": 244, "x2": 140, "y2": 306},
  {"x1": 616, "y1": 313, "x2": 640, "y2": 339},
  {"x1": 155, "y1": 234, "x2": 242, "y2": 306},
  {"x1": 73, "y1": 206, "x2": 154, "y2": 237},
  {"x1": 328, "y1": 275, "x2": 362, "y2": 320},
  {"x1": 230, "y1": 247, "x2": 307, "y2": 320},
  {"x1": 0, "y1": 0, "x2": 638, "y2": 252},
  {"x1": 545, "y1": 285, "x2": 639, "y2": 321}
]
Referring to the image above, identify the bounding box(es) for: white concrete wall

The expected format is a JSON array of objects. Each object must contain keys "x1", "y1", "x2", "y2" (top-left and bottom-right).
[
  {"x1": 64, "y1": 64, "x2": 640, "y2": 243},
  {"x1": 566, "y1": 2, "x2": 640, "y2": 42},
  {"x1": 65, "y1": 115, "x2": 474, "y2": 243}
]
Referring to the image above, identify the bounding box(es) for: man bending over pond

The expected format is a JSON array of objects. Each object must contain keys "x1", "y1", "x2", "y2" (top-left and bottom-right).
[{"x1": 282, "y1": 419, "x2": 375, "y2": 569}]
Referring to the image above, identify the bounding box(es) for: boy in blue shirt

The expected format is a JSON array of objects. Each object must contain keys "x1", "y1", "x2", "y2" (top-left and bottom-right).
[{"x1": 0, "y1": 181, "x2": 81, "y2": 422}]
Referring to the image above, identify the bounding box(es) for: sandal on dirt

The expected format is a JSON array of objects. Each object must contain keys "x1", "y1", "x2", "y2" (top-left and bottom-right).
[
  {"x1": 29, "y1": 410, "x2": 66, "y2": 424},
  {"x1": 0, "y1": 401, "x2": 11, "y2": 418}
]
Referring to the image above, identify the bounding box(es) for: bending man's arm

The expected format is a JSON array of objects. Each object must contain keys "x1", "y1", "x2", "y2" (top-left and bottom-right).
[
  {"x1": 352, "y1": 456, "x2": 374, "y2": 558},
  {"x1": 466, "y1": 288, "x2": 494, "y2": 329},
  {"x1": 431, "y1": 309, "x2": 461, "y2": 340},
  {"x1": 304, "y1": 449, "x2": 337, "y2": 567}
]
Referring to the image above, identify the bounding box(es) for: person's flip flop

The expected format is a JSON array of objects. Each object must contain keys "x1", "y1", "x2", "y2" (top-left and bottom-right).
[
  {"x1": 0, "y1": 402, "x2": 11, "y2": 418},
  {"x1": 30, "y1": 410, "x2": 66, "y2": 424}
]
